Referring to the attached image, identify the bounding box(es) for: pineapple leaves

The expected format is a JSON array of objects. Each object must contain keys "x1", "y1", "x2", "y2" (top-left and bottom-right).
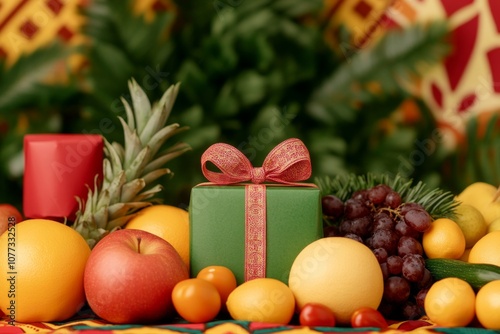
[
  {"x1": 121, "y1": 179, "x2": 146, "y2": 203},
  {"x1": 128, "y1": 79, "x2": 152, "y2": 134},
  {"x1": 73, "y1": 79, "x2": 190, "y2": 248},
  {"x1": 121, "y1": 97, "x2": 136, "y2": 130}
]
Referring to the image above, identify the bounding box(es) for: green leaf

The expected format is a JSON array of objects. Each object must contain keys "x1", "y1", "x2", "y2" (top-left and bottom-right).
[
  {"x1": 234, "y1": 71, "x2": 267, "y2": 107},
  {"x1": 272, "y1": 0, "x2": 323, "y2": 17},
  {"x1": 0, "y1": 42, "x2": 71, "y2": 112},
  {"x1": 308, "y1": 22, "x2": 450, "y2": 123}
]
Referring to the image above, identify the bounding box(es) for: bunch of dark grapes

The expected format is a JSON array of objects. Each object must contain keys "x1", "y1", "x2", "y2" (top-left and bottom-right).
[{"x1": 322, "y1": 184, "x2": 433, "y2": 320}]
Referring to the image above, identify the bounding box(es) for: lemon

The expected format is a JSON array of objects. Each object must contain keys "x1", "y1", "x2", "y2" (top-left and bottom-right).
[
  {"x1": 125, "y1": 205, "x2": 190, "y2": 267},
  {"x1": 226, "y1": 278, "x2": 295, "y2": 324},
  {"x1": 487, "y1": 217, "x2": 500, "y2": 233},
  {"x1": 453, "y1": 204, "x2": 487, "y2": 248},
  {"x1": 422, "y1": 218, "x2": 465, "y2": 259},
  {"x1": 424, "y1": 277, "x2": 475, "y2": 327},
  {"x1": 469, "y1": 231, "x2": 500, "y2": 266},
  {"x1": 457, "y1": 182, "x2": 500, "y2": 225},
  {"x1": 288, "y1": 237, "x2": 383, "y2": 325},
  {"x1": 476, "y1": 280, "x2": 500, "y2": 329}
]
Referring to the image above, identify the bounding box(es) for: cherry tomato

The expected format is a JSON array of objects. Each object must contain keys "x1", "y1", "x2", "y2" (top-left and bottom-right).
[
  {"x1": 197, "y1": 265, "x2": 237, "y2": 305},
  {"x1": 299, "y1": 303, "x2": 336, "y2": 327},
  {"x1": 350, "y1": 307, "x2": 388, "y2": 329},
  {"x1": 172, "y1": 278, "x2": 221, "y2": 323}
]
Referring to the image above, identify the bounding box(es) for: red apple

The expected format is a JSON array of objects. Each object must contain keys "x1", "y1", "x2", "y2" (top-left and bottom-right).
[
  {"x1": 0, "y1": 204, "x2": 23, "y2": 236},
  {"x1": 84, "y1": 229, "x2": 189, "y2": 324}
]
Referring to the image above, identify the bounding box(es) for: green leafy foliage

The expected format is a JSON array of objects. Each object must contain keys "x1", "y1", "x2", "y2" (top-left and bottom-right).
[
  {"x1": 308, "y1": 22, "x2": 450, "y2": 124},
  {"x1": 443, "y1": 113, "x2": 500, "y2": 193}
]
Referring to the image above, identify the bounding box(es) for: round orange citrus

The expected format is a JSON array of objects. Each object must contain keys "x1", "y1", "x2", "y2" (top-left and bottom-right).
[
  {"x1": 422, "y1": 218, "x2": 466, "y2": 259},
  {"x1": 424, "y1": 277, "x2": 475, "y2": 327},
  {"x1": 125, "y1": 205, "x2": 190, "y2": 267},
  {"x1": 197, "y1": 265, "x2": 237, "y2": 306},
  {"x1": 475, "y1": 280, "x2": 500, "y2": 329},
  {"x1": 468, "y1": 231, "x2": 500, "y2": 266},
  {"x1": 288, "y1": 237, "x2": 384, "y2": 325},
  {"x1": 0, "y1": 219, "x2": 91, "y2": 322}
]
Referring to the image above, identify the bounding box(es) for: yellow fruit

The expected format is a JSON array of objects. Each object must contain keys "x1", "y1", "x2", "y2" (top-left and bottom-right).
[
  {"x1": 476, "y1": 280, "x2": 500, "y2": 329},
  {"x1": 0, "y1": 219, "x2": 91, "y2": 322},
  {"x1": 125, "y1": 205, "x2": 190, "y2": 267},
  {"x1": 459, "y1": 248, "x2": 471, "y2": 262},
  {"x1": 453, "y1": 203, "x2": 487, "y2": 248},
  {"x1": 422, "y1": 218, "x2": 465, "y2": 259},
  {"x1": 469, "y1": 231, "x2": 500, "y2": 266},
  {"x1": 288, "y1": 237, "x2": 383, "y2": 325},
  {"x1": 424, "y1": 277, "x2": 475, "y2": 327},
  {"x1": 226, "y1": 278, "x2": 295, "y2": 324},
  {"x1": 457, "y1": 182, "x2": 500, "y2": 225},
  {"x1": 487, "y1": 217, "x2": 500, "y2": 233}
]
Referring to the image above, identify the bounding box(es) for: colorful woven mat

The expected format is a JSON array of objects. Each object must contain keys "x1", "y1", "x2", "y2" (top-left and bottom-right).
[
  {"x1": 0, "y1": 318, "x2": 428, "y2": 334},
  {"x1": 0, "y1": 309, "x2": 496, "y2": 334}
]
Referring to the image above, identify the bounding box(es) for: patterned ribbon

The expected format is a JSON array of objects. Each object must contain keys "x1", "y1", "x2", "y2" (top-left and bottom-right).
[{"x1": 201, "y1": 138, "x2": 312, "y2": 281}]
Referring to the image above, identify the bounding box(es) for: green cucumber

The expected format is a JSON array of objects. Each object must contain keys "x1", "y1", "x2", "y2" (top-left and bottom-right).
[{"x1": 425, "y1": 258, "x2": 500, "y2": 290}]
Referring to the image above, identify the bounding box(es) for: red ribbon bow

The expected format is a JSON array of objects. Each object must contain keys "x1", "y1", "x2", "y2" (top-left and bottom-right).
[
  {"x1": 200, "y1": 138, "x2": 312, "y2": 281},
  {"x1": 201, "y1": 138, "x2": 312, "y2": 185}
]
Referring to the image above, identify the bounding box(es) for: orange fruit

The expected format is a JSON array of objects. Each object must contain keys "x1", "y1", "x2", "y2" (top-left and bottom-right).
[
  {"x1": 424, "y1": 277, "x2": 475, "y2": 327},
  {"x1": 196, "y1": 265, "x2": 237, "y2": 306},
  {"x1": 226, "y1": 278, "x2": 295, "y2": 324},
  {"x1": 288, "y1": 237, "x2": 384, "y2": 325},
  {"x1": 468, "y1": 231, "x2": 500, "y2": 266},
  {"x1": 172, "y1": 278, "x2": 221, "y2": 323},
  {"x1": 0, "y1": 219, "x2": 91, "y2": 322},
  {"x1": 422, "y1": 218, "x2": 466, "y2": 259},
  {"x1": 125, "y1": 205, "x2": 189, "y2": 267},
  {"x1": 459, "y1": 248, "x2": 471, "y2": 262},
  {"x1": 476, "y1": 280, "x2": 500, "y2": 329}
]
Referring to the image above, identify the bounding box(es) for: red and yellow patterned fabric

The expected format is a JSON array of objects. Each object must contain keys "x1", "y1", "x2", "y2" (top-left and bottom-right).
[
  {"x1": 322, "y1": 0, "x2": 396, "y2": 51},
  {"x1": 0, "y1": 312, "x2": 443, "y2": 334},
  {"x1": 0, "y1": 0, "x2": 175, "y2": 68},
  {"x1": 0, "y1": 0, "x2": 86, "y2": 67},
  {"x1": 323, "y1": 0, "x2": 500, "y2": 149},
  {"x1": 386, "y1": 0, "x2": 500, "y2": 148}
]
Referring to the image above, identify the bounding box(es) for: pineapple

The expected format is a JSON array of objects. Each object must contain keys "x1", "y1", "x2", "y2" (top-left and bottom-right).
[{"x1": 72, "y1": 79, "x2": 190, "y2": 248}]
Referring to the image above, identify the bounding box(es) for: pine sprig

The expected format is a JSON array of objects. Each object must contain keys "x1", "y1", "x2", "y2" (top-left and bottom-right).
[{"x1": 315, "y1": 173, "x2": 458, "y2": 220}]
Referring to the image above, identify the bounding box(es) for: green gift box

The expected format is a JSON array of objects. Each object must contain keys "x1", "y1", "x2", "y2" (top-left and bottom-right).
[
  {"x1": 189, "y1": 138, "x2": 323, "y2": 284},
  {"x1": 189, "y1": 185, "x2": 322, "y2": 284}
]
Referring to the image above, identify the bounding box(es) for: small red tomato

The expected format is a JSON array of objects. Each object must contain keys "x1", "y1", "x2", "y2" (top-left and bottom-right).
[
  {"x1": 299, "y1": 303, "x2": 336, "y2": 327},
  {"x1": 350, "y1": 307, "x2": 388, "y2": 329}
]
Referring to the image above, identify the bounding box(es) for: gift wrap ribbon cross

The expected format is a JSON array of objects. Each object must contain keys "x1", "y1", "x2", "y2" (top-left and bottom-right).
[{"x1": 201, "y1": 138, "x2": 312, "y2": 281}]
